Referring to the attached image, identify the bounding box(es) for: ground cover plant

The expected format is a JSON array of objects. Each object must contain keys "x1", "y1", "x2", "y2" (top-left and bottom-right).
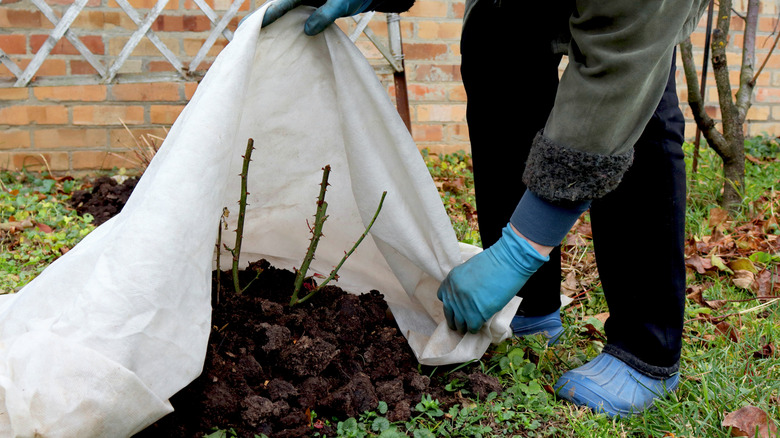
[{"x1": 1, "y1": 140, "x2": 778, "y2": 437}]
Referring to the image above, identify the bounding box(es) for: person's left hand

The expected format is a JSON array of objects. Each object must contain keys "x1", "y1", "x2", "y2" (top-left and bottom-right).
[
  {"x1": 260, "y1": 0, "x2": 372, "y2": 35},
  {"x1": 437, "y1": 225, "x2": 549, "y2": 334}
]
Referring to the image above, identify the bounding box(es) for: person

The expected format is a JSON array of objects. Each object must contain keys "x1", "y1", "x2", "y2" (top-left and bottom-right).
[{"x1": 256, "y1": 0, "x2": 707, "y2": 417}]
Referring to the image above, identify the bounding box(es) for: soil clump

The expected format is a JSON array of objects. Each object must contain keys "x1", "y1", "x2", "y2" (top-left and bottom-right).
[{"x1": 69, "y1": 176, "x2": 138, "y2": 226}]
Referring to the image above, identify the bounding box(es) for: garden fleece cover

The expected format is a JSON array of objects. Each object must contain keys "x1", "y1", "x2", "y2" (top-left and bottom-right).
[{"x1": 0, "y1": 6, "x2": 520, "y2": 437}]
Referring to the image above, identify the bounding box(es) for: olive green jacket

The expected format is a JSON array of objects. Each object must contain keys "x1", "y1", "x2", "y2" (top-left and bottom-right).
[{"x1": 464, "y1": 0, "x2": 708, "y2": 202}]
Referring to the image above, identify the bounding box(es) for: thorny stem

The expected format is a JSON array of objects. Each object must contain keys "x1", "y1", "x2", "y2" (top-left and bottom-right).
[
  {"x1": 215, "y1": 208, "x2": 228, "y2": 304},
  {"x1": 296, "y1": 191, "x2": 388, "y2": 305},
  {"x1": 232, "y1": 138, "x2": 255, "y2": 295},
  {"x1": 291, "y1": 165, "x2": 331, "y2": 306}
]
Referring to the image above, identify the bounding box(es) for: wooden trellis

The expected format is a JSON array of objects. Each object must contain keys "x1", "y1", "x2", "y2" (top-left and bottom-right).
[{"x1": 0, "y1": 2, "x2": 407, "y2": 88}]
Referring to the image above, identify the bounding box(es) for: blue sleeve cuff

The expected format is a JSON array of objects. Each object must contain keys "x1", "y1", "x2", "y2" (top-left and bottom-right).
[{"x1": 510, "y1": 191, "x2": 590, "y2": 247}]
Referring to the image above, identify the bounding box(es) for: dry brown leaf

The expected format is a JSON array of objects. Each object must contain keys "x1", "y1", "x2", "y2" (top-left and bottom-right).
[
  {"x1": 715, "y1": 321, "x2": 741, "y2": 343},
  {"x1": 593, "y1": 312, "x2": 610, "y2": 324},
  {"x1": 686, "y1": 254, "x2": 714, "y2": 274},
  {"x1": 686, "y1": 285, "x2": 705, "y2": 305},
  {"x1": 706, "y1": 299, "x2": 728, "y2": 310},
  {"x1": 560, "y1": 271, "x2": 580, "y2": 297},
  {"x1": 733, "y1": 270, "x2": 757, "y2": 290},
  {"x1": 709, "y1": 207, "x2": 730, "y2": 229},
  {"x1": 753, "y1": 343, "x2": 776, "y2": 359},
  {"x1": 722, "y1": 406, "x2": 779, "y2": 438},
  {"x1": 755, "y1": 269, "x2": 780, "y2": 297}
]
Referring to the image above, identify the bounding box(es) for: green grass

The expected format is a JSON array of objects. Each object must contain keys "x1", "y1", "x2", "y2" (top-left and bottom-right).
[
  {"x1": 0, "y1": 171, "x2": 94, "y2": 294},
  {"x1": 2, "y1": 139, "x2": 778, "y2": 437}
]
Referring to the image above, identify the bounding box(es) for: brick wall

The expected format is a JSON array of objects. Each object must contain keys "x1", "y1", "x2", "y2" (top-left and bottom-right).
[{"x1": 0, "y1": 0, "x2": 778, "y2": 173}]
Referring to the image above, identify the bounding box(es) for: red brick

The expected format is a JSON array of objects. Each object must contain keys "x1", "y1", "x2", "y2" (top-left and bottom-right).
[
  {"x1": 759, "y1": 16, "x2": 779, "y2": 32},
  {"x1": 412, "y1": 123, "x2": 444, "y2": 142},
  {"x1": 0, "y1": 105, "x2": 68, "y2": 125},
  {"x1": 72, "y1": 105, "x2": 145, "y2": 125},
  {"x1": 0, "y1": 88, "x2": 29, "y2": 100},
  {"x1": 417, "y1": 21, "x2": 461, "y2": 40},
  {"x1": 34, "y1": 128, "x2": 108, "y2": 148},
  {"x1": 31, "y1": 35, "x2": 105, "y2": 55},
  {"x1": 150, "y1": 104, "x2": 185, "y2": 124},
  {"x1": 109, "y1": 37, "x2": 180, "y2": 56},
  {"x1": 404, "y1": 43, "x2": 448, "y2": 61},
  {"x1": 47, "y1": 0, "x2": 101, "y2": 6},
  {"x1": 184, "y1": 82, "x2": 198, "y2": 99},
  {"x1": 185, "y1": 0, "x2": 249, "y2": 11},
  {"x1": 153, "y1": 15, "x2": 185, "y2": 32},
  {"x1": 0, "y1": 152, "x2": 69, "y2": 172},
  {"x1": 107, "y1": 0, "x2": 177, "y2": 10},
  {"x1": 183, "y1": 38, "x2": 227, "y2": 57},
  {"x1": 183, "y1": 15, "x2": 212, "y2": 31},
  {"x1": 417, "y1": 103, "x2": 466, "y2": 122},
  {"x1": 452, "y1": 1, "x2": 465, "y2": 18},
  {"x1": 3, "y1": 59, "x2": 69, "y2": 78},
  {"x1": 407, "y1": 83, "x2": 446, "y2": 101},
  {"x1": 34, "y1": 85, "x2": 107, "y2": 101},
  {"x1": 0, "y1": 35, "x2": 26, "y2": 55},
  {"x1": 72, "y1": 150, "x2": 135, "y2": 170},
  {"x1": 36, "y1": 59, "x2": 68, "y2": 76},
  {"x1": 148, "y1": 61, "x2": 178, "y2": 72},
  {"x1": 108, "y1": 127, "x2": 168, "y2": 148},
  {"x1": 72, "y1": 11, "x2": 124, "y2": 29},
  {"x1": 0, "y1": 9, "x2": 51, "y2": 28},
  {"x1": 413, "y1": 64, "x2": 461, "y2": 82},
  {"x1": 448, "y1": 84, "x2": 466, "y2": 102},
  {"x1": 112, "y1": 83, "x2": 181, "y2": 101},
  {"x1": 0, "y1": 129, "x2": 31, "y2": 149},
  {"x1": 71, "y1": 60, "x2": 101, "y2": 75},
  {"x1": 408, "y1": 1, "x2": 448, "y2": 18},
  {"x1": 449, "y1": 122, "x2": 469, "y2": 141}
]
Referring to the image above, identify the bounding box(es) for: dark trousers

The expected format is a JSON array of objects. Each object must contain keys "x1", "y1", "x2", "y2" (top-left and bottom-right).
[{"x1": 460, "y1": 0, "x2": 686, "y2": 375}]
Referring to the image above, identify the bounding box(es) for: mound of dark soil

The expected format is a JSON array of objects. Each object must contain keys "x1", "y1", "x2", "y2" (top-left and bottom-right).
[
  {"x1": 69, "y1": 176, "x2": 138, "y2": 226},
  {"x1": 70, "y1": 174, "x2": 501, "y2": 437},
  {"x1": 135, "y1": 260, "x2": 501, "y2": 437}
]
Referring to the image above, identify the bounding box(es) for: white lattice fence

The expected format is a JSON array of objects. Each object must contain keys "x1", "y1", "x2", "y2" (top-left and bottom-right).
[{"x1": 0, "y1": 0, "x2": 405, "y2": 88}]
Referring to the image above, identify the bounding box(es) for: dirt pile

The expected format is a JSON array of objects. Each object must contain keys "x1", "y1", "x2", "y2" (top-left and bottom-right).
[
  {"x1": 136, "y1": 260, "x2": 501, "y2": 437},
  {"x1": 69, "y1": 175, "x2": 501, "y2": 437},
  {"x1": 69, "y1": 176, "x2": 138, "y2": 226}
]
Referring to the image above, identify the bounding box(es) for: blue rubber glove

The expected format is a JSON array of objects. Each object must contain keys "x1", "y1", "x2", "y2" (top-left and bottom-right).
[
  {"x1": 437, "y1": 224, "x2": 549, "y2": 334},
  {"x1": 259, "y1": 0, "x2": 372, "y2": 35}
]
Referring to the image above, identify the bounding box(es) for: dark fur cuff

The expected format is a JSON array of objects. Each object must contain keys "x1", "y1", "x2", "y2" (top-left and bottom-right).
[{"x1": 522, "y1": 132, "x2": 634, "y2": 202}]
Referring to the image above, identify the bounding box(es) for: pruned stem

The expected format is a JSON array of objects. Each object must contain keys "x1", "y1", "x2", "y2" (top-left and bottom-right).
[
  {"x1": 232, "y1": 138, "x2": 255, "y2": 295},
  {"x1": 290, "y1": 165, "x2": 331, "y2": 306},
  {"x1": 295, "y1": 191, "x2": 387, "y2": 304}
]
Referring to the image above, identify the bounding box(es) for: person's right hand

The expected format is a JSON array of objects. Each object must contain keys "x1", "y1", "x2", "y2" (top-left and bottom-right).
[{"x1": 261, "y1": 0, "x2": 372, "y2": 35}]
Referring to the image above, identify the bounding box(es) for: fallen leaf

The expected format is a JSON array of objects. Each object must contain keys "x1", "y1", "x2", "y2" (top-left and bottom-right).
[
  {"x1": 560, "y1": 271, "x2": 580, "y2": 297},
  {"x1": 593, "y1": 312, "x2": 610, "y2": 325},
  {"x1": 755, "y1": 269, "x2": 780, "y2": 297},
  {"x1": 709, "y1": 207, "x2": 730, "y2": 229},
  {"x1": 733, "y1": 270, "x2": 757, "y2": 290},
  {"x1": 715, "y1": 321, "x2": 741, "y2": 343},
  {"x1": 686, "y1": 254, "x2": 714, "y2": 274},
  {"x1": 712, "y1": 254, "x2": 734, "y2": 273},
  {"x1": 686, "y1": 285, "x2": 705, "y2": 304},
  {"x1": 35, "y1": 222, "x2": 53, "y2": 233},
  {"x1": 706, "y1": 299, "x2": 727, "y2": 310},
  {"x1": 722, "y1": 406, "x2": 779, "y2": 438},
  {"x1": 753, "y1": 343, "x2": 775, "y2": 359},
  {"x1": 730, "y1": 258, "x2": 758, "y2": 273}
]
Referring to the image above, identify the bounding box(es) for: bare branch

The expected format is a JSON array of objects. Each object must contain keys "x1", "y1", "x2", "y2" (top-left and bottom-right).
[
  {"x1": 680, "y1": 38, "x2": 727, "y2": 146},
  {"x1": 735, "y1": 0, "x2": 759, "y2": 118}
]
